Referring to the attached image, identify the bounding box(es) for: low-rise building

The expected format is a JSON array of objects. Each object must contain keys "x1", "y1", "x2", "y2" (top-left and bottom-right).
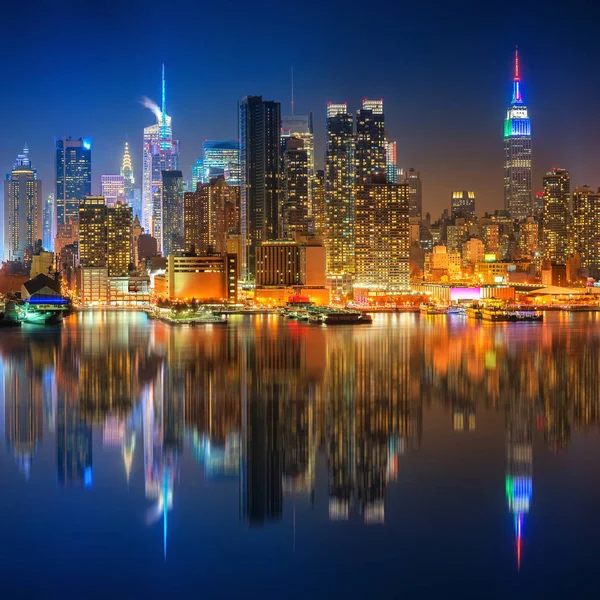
[{"x1": 155, "y1": 253, "x2": 238, "y2": 302}]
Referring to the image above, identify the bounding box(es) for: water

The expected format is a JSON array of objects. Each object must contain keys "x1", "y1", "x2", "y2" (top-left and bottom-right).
[{"x1": 1, "y1": 311, "x2": 600, "y2": 598}]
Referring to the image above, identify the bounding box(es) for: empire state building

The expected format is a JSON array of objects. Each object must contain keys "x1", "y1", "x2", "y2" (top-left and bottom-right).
[{"x1": 503, "y1": 49, "x2": 532, "y2": 221}]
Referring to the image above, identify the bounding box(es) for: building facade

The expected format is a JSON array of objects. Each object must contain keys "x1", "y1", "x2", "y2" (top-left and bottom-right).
[
  {"x1": 572, "y1": 186, "x2": 600, "y2": 276},
  {"x1": 3, "y1": 146, "x2": 42, "y2": 264},
  {"x1": 354, "y1": 182, "x2": 410, "y2": 292},
  {"x1": 281, "y1": 137, "x2": 310, "y2": 238},
  {"x1": 107, "y1": 203, "x2": 132, "y2": 276},
  {"x1": 55, "y1": 137, "x2": 91, "y2": 234},
  {"x1": 239, "y1": 96, "x2": 281, "y2": 280},
  {"x1": 78, "y1": 196, "x2": 107, "y2": 267},
  {"x1": 101, "y1": 175, "x2": 125, "y2": 207},
  {"x1": 542, "y1": 168, "x2": 570, "y2": 264},
  {"x1": 161, "y1": 170, "x2": 184, "y2": 257},
  {"x1": 503, "y1": 49, "x2": 532, "y2": 221},
  {"x1": 354, "y1": 99, "x2": 386, "y2": 185},
  {"x1": 203, "y1": 140, "x2": 240, "y2": 186},
  {"x1": 141, "y1": 66, "x2": 180, "y2": 244},
  {"x1": 324, "y1": 103, "x2": 354, "y2": 293},
  {"x1": 406, "y1": 168, "x2": 422, "y2": 218},
  {"x1": 183, "y1": 177, "x2": 237, "y2": 256},
  {"x1": 451, "y1": 191, "x2": 476, "y2": 220}
]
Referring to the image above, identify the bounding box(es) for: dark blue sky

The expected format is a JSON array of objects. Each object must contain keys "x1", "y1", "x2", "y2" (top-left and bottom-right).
[{"x1": 2, "y1": 0, "x2": 599, "y2": 215}]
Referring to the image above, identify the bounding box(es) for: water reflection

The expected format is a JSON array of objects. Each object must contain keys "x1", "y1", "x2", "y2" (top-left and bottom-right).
[{"x1": 2, "y1": 312, "x2": 600, "y2": 572}]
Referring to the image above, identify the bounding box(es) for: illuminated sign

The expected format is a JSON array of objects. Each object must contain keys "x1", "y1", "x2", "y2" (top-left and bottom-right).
[
  {"x1": 449, "y1": 287, "x2": 481, "y2": 302},
  {"x1": 484, "y1": 254, "x2": 496, "y2": 262}
]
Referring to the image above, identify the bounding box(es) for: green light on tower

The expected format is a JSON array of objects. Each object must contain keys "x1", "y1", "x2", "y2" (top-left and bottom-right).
[{"x1": 504, "y1": 119, "x2": 512, "y2": 138}]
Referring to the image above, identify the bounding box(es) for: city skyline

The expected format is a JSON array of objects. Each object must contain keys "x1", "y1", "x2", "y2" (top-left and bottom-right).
[{"x1": 1, "y1": 1, "x2": 599, "y2": 220}]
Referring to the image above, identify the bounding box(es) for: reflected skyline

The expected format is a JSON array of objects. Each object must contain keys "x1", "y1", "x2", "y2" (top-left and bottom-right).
[{"x1": 2, "y1": 312, "x2": 600, "y2": 577}]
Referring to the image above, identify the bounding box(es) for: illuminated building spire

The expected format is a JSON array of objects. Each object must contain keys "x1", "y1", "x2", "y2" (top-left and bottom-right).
[
  {"x1": 161, "y1": 63, "x2": 167, "y2": 127},
  {"x1": 512, "y1": 47, "x2": 522, "y2": 104}
]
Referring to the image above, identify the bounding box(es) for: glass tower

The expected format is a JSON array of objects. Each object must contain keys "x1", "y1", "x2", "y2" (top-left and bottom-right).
[
  {"x1": 4, "y1": 145, "x2": 42, "y2": 264},
  {"x1": 503, "y1": 49, "x2": 532, "y2": 221},
  {"x1": 55, "y1": 137, "x2": 91, "y2": 229}
]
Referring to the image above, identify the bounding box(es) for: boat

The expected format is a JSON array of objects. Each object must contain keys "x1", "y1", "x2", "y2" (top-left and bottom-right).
[
  {"x1": 466, "y1": 306, "x2": 482, "y2": 320},
  {"x1": 419, "y1": 302, "x2": 447, "y2": 315},
  {"x1": 321, "y1": 311, "x2": 372, "y2": 325},
  {"x1": 447, "y1": 306, "x2": 466, "y2": 315},
  {"x1": 481, "y1": 308, "x2": 543, "y2": 322}
]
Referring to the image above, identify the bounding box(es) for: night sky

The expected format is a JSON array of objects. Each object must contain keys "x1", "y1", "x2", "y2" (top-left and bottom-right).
[{"x1": 2, "y1": 0, "x2": 599, "y2": 217}]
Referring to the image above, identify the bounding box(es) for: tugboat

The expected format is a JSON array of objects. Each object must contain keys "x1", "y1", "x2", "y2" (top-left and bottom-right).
[{"x1": 19, "y1": 274, "x2": 69, "y2": 325}]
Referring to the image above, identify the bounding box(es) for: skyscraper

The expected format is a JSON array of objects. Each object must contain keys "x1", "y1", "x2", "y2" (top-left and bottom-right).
[
  {"x1": 281, "y1": 113, "x2": 314, "y2": 224},
  {"x1": 55, "y1": 137, "x2": 91, "y2": 233},
  {"x1": 161, "y1": 170, "x2": 184, "y2": 257},
  {"x1": 324, "y1": 103, "x2": 354, "y2": 294},
  {"x1": 504, "y1": 49, "x2": 532, "y2": 221},
  {"x1": 141, "y1": 65, "x2": 180, "y2": 244},
  {"x1": 239, "y1": 96, "x2": 281, "y2": 280},
  {"x1": 354, "y1": 182, "x2": 410, "y2": 292},
  {"x1": 354, "y1": 99, "x2": 386, "y2": 185},
  {"x1": 183, "y1": 177, "x2": 237, "y2": 256},
  {"x1": 385, "y1": 140, "x2": 398, "y2": 184},
  {"x1": 281, "y1": 137, "x2": 310, "y2": 238},
  {"x1": 451, "y1": 191, "x2": 476, "y2": 220},
  {"x1": 405, "y1": 168, "x2": 422, "y2": 218},
  {"x1": 3, "y1": 146, "x2": 42, "y2": 264},
  {"x1": 203, "y1": 140, "x2": 241, "y2": 186},
  {"x1": 191, "y1": 158, "x2": 204, "y2": 191},
  {"x1": 107, "y1": 203, "x2": 133, "y2": 276},
  {"x1": 121, "y1": 142, "x2": 134, "y2": 203},
  {"x1": 101, "y1": 175, "x2": 125, "y2": 207},
  {"x1": 572, "y1": 186, "x2": 600, "y2": 276},
  {"x1": 78, "y1": 196, "x2": 107, "y2": 267},
  {"x1": 542, "y1": 168, "x2": 570, "y2": 264},
  {"x1": 42, "y1": 193, "x2": 54, "y2": 251}
]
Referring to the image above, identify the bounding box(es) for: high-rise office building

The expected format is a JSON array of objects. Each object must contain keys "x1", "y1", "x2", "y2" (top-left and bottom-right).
[
  {"x1": 191, "y1": 158, "x2": 204, "y2": 191},
  {"x1": 354, "y1": 182, "x2": 410, "y2": 291},
  {"x1": 405, "y1": 168, "x2": 422, "y2": 218},
  {"x1": 239, "y1": 96, "x2": 281, "y2": 280},
  {"x1": 281, "y1": 113, "x2": 314, "y2": 223},
  {"x1": 121, "y1": 142, "x2": 134, "y2": 203},
  {"x1": 355, "y1": 99, "x2": 386, "y2": 185},
  {"x1": 572, "y1": 186, "x2": 600, "y2": 276},
  {"x1": 504, "y1": 49, "x2": 532, "y2": 221},
  {"x1": 203, "y1": 140, "x2": 241, "y2": 186},
  {"x1": 107, "y1": 203, "x2": 133, "y2": 276},
  {"x1": 55, "y1": 137, "x2": 91, "y2": 231},
  {"x1": 312, "y1": 170, "x2": 325, "y2": 235},
  {"x1": 161, "y1": 170, "x2": 184, "y2": 257},
  {"x1": 183, "y1": 177, "x2": 237, "y2": 256},
  {"x1": 78, "y1": 196, "x2": 107, "y2": 267},
  {"x1": 141, "y1": 65, "x2": 180, "y2": 244},
  {"x1": 542, "y1": 168, "x2": 570, "y2": 264},
  {"x1": 385, "y1": 140, "x2": 398, "y2": 184},
  {"x1": 281, "y1": 137, "x2": 310, "y2": 238},
  {"x1": 3, "y1": 146, "x2": 42, "y2": 264},
  {"x1": 451, "y1": 191, "x2": 476, "y2": 220},
  {"x1": 42, "y1": 193, "x2": 55, "y2": 251},
  {"x1": 324, "y1": 103, "x2": 354, "y2": 293},
  {"x1": 101, "y1": 175, "x2": 125, "y2": 207}
]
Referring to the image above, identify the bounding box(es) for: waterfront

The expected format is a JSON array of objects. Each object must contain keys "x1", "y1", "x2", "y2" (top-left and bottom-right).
[{"x1": 2, "y1": 311, "x2": 600, "y2": 597}]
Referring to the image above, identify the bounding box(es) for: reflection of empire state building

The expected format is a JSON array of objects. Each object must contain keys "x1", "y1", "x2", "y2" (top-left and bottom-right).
[
  {"x1": 142, "y1": 64, "x2": 180, "y2": 247},
  {"x1": 505, "y1": 396, "x2": 533, "y2": 570}
]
